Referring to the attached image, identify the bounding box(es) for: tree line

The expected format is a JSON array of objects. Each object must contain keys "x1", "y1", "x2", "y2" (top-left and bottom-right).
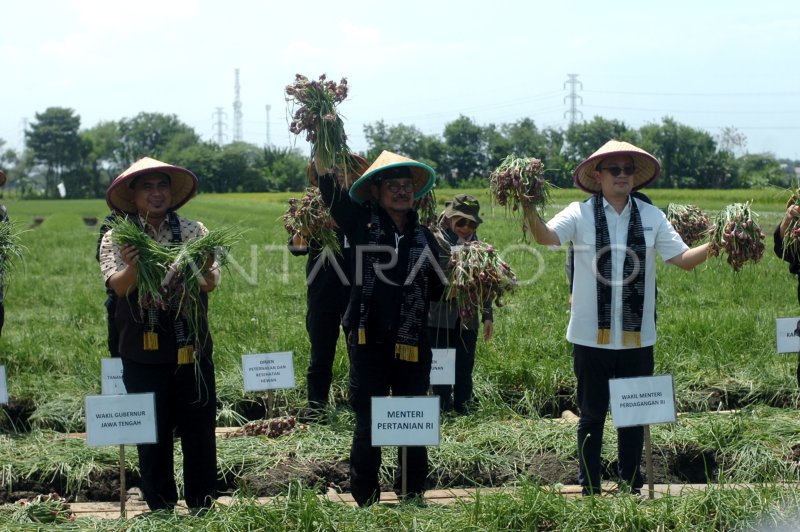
[{"x1": 0, "y1": 106, "x2": 796, "y2": 199}]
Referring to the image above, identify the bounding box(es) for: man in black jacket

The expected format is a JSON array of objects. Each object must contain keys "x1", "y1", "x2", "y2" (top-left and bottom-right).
[
  {"x1": 319, "y1": 150, "x2": 445, "y2": 506},
  {"x1": 289, "y1": 155, "x2": 368, "y2": 416}
]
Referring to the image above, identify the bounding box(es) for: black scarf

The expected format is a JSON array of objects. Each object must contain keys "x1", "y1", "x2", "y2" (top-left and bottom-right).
[
  {"x1": 357, "y1": 208, "x2": 430, "y2": 362},
  {"x1": 134, "y1": 212, "x2": 195, "y2": 364},
  {"x1": 593, "y1": 193, "x2": 646, "y2": 347}
]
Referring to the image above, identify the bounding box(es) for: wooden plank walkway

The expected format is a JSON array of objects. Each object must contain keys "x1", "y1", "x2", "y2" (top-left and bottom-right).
[{"x1": 67, "y1": 483, "x2": 718, "y2": 519}]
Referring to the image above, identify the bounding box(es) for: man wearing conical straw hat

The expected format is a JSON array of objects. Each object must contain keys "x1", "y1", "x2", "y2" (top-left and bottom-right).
[
  {"x1": 98, "y1": 157, "x2": 219, "y2": 513},
  {"x1": 318, "y1": 150, "x2": 446, "y2": 506},
  {"x1": 524, "y1": 140, "x2": 711, "y2": 497},
  {"x1": 0, "y1": 170, "x2": 8, "y2": 336}
]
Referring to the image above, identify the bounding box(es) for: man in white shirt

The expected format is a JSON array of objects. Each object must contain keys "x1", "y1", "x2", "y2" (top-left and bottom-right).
[{"x1": 524, "y1": 140, "x2": 710, "y2": 496}]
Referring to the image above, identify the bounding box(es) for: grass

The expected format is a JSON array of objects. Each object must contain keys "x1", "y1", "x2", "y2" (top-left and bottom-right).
[{"x1": 0, "y1": 188, "x2": 799, "y2": 528}]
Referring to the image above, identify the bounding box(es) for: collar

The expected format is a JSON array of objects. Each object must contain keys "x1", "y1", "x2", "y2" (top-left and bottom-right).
[
  {"x1": 601, "y1": 195, "x2": 632, "y2": 216},
  {"x1": 137, "y1": 213, "x2": 171, "y2": 236}
]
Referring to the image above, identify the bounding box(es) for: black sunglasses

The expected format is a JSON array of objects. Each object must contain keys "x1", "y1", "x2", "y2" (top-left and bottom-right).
[
  {"x1": 455, "y1": 218, "x2": 477, "y2": 229},
  {"x1": 598, "y1": 165, "x2": 636, "y2": 177}
]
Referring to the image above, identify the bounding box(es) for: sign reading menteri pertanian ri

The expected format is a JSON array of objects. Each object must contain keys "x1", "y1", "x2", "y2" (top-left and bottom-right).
[
  {"x1": 101, "y1": 358, "x2": 127, "y2": 395},
  {"x1": 0, "y1": 365, "x2": 7, "y2": 405},
  {"x1": 85, "y1": 393, "x2": 157, "y2": 447},
  {"x1": 776, "y1": 317, "x2": 800, "y2": 353},
  {"x1": 371, "y1": 396, "x2": 440, "y2": 447},
  {"x1": 242, "y1": 352, "x2": 295, "y2": 392},
  {"x1": 430, "y1": 348, "x2": 456, "y2": 386},
  {"x1": 609, "y1": 375, "x2": 676, "y2": 428}
]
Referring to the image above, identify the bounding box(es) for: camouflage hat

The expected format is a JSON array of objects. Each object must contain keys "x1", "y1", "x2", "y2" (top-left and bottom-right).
[{"x1": 443, "y1": 194, "x2": 482, "y2": 224}]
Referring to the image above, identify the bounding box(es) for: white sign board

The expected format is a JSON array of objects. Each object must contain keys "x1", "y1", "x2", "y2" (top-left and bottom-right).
[
  {"x1": 609, "y1": 375, "x2": 676, "y2": 428},
  {"x1": 371, "y1": 396, "x2": 440, "y2": 447},
  {"x1": 85, "y1": 393, "x2": 157, "y2": 447},
  {"x1": 776, "y1": 317, "x2": 800, "y2": 353},
  {"x1": 101, "y1": 358, "x2": 127, "y2": 395},
  {"x1": 242, "y1": 352, "x2": 295, "y2": 392},
  {"x1": 0, "y1": 365, "x2": 7, "y2": 405},
  {"x1": 430, "y1": 348, "x2": 456, "y2": 386}
]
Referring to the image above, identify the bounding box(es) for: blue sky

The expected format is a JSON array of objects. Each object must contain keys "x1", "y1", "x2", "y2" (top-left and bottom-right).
[{"x1": 2, "y1": 0, "x2": 799, "y2": 160}]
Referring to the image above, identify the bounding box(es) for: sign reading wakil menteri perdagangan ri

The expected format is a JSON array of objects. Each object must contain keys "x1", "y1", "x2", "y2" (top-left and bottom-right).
[{"x1": 609, "y1": 375, "x2": 676, "y2": 428}]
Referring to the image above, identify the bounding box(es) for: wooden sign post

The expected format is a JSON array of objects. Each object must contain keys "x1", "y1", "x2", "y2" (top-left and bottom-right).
[
  {"x1": 242, "y1": 352, "x2": 295, "y2": 419},
  {"x1": 87, "y1": 390, "x2": 156, "y2": 518},
  {"x1": 609, "y1": 375, "x2": 677, "y2": 499},
  {"x1": 100, "y1": 358, "x2": 129, "y2": 517},
  {"x1": 371, "y1": 396, "x2": 440, "y2": 499}
]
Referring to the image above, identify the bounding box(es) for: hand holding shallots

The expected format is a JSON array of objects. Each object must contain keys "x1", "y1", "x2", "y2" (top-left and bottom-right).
[
  {"x1": 707, "y1": 202, "x2": 765, "y2": 272},
  {"x1": 286, "y1": 73, "x2": 356, "y2": 186},
  {"x1": 282, "y1": 187, "x2": 340, "y2": 256}
]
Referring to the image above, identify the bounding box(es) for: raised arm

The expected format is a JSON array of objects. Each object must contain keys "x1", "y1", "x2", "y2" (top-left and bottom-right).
[
  {"x1": 522, "y1": 203, "x2": 561, "y2": 246},
  {"x1": 318, "y1": 173, "x2": 359, "y2": 237}
]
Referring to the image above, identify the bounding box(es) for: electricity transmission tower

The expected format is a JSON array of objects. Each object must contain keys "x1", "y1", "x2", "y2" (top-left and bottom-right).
[
  {"x1": 563, "y1": 74, "x2": 583, "y2": 125},
  {"x1": 212, "y1": 107, "x2": 228, "y2": 145},
  {"x1": 233, "y1": 68, "x2": 243, "y2": 142}
]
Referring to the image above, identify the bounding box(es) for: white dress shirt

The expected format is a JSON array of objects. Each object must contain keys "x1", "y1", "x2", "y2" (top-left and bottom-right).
[{"x1": 548, "y1": 195, "x2": 688, "y2": 349}]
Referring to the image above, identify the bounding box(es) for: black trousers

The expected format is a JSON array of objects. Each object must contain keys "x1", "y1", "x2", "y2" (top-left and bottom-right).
[
  {"x1": 121, "y1": 356, "x2": 217, "y2": 510},
  {"x1": 105, "y1": 294, "x2": 120, "y2": 357},
  {"x1": 573, "y1": 343, "x2": 654, "y2": 494},
  {"x1": 348, "y1": 342, "x2": 431, "y2": 506},
  {"x1": 428, "y1": 325, "x2": 478, "y2": 413},
  {"x1": 0, "y1": 301, "x2": 4, "y2": 336},
  {"x1": 306, "y1": 306, "x2": 343, "y2": 409}
]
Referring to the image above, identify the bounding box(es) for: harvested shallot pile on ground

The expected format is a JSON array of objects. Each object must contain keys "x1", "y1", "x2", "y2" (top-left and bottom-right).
[
  {"x1": 666, "y1": 203, "x2": 710, "y2": 247},
  {"x1": 446, "y1": 241, "x2": 517, "y2": 321},
  {"x1": 282, "y1": 187, "x2": 340, "y2": 256},
  {"x1": 225, "y1": 416, "x2": 302, "y2": 438},
  {"x1": 14, "y1": 493, "x2": 74, "y2": 524},
  {"x1": 707, "y1": 202, "x2": 765, "y2": 272},
  {"x1": 285, "y1": 73, "x2": 359, "y2": 186}
]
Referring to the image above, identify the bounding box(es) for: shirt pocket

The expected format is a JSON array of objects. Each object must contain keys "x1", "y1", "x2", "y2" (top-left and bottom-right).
[{"x1": 644, "y1": 230, "x2": 656, "y2": 249}]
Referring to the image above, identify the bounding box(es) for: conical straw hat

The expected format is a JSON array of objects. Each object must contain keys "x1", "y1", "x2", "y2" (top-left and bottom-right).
[
  {"x1": 573, "y1": 140, "x2": 659, "y2": 194},
  {"x1": 106, "y1": 157, "x2": 198, "y2": 214},
  {"x1": 349, "y1": 151, "x2": 435, "y2": 204}
]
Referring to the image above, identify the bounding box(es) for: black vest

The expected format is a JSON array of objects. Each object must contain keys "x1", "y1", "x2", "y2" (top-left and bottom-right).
[{"x1": 115, "y1": 213, "x2": 213, "y2": 364}]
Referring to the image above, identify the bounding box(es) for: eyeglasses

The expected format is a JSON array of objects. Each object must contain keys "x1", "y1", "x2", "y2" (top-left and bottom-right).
[
  {"x1": 455, "y1": 218, "x2": 477, "y2": 229},
  {"x1": 599, "y1": 165, "x2": 636, "y2": 177},
  {"x1": 384, "y1": 181, "x2": 414, "y2": 193}
]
